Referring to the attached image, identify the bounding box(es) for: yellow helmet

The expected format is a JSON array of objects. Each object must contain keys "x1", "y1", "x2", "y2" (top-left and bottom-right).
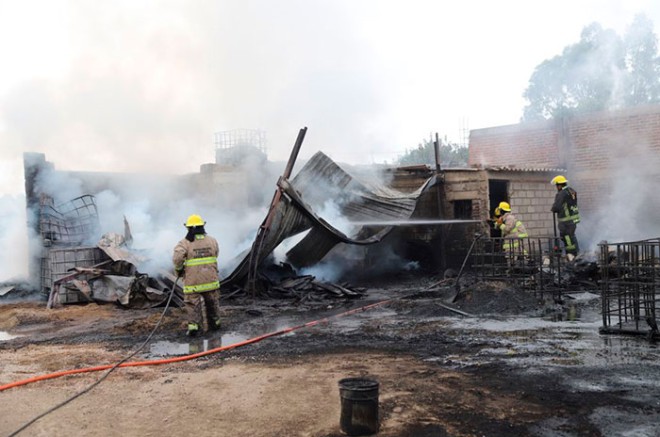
[
  {"x1": 494, "y1": 207, "x2": 502, "y2": 217},
  {"x1": 551, "y1": 175, "x2": 568, "y2": 185},
  {"x1": 184, "y1": 214, "x2": 206, "y2": 227},
  {"x1": 498, "y1": 201, "x2": 511, "y2": 212}
]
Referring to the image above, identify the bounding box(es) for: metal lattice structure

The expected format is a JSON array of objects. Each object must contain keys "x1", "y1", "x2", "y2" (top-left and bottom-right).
[
  {"x1": 599, "y1": 238, "x2": 660, "y2": 337},
  {"x1": 213, "y1": 129, "x2": 267, "y2": 166},
  {"x1": 39, "y1": 195, "x2": 100, "y2": 246},
  {"x1": 471, "y1": 236, "x2": 571, "y2": 300}
]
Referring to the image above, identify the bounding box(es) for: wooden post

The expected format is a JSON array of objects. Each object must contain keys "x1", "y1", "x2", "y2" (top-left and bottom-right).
[
  {"x1": 434, "y1": 133, "x2": 447, "y2": 272},
  {"x1": 246, "y1": 127, "x2": 308, "y2": 296}
]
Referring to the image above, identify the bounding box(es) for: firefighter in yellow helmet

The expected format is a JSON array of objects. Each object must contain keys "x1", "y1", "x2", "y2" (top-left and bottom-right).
[
  {"x1": 173, "y1": 214, "x2": 222, "y2": 336},
  {"x1": 495, "y1": 201, "x2": 528, "y2": 253},
  {"x1": 550, "y1": 175, "x2": 580, "y2": 261},
  {"x1": 490, "y1": 206, "x2": 503, "y2": 237}
]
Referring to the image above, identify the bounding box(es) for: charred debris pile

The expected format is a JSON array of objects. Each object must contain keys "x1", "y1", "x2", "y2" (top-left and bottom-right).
[{"x1": 18, "y1": 130, "x2": 443, "y2": 308}]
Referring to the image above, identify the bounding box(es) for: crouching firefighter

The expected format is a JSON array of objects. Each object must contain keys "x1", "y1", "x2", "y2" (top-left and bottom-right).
[
  {"x1": 173, "y1": 214, "x2": 222, "y2": 336},
  {"x1": 495, "y1": 201, "x2": 529, "y2": 256}
]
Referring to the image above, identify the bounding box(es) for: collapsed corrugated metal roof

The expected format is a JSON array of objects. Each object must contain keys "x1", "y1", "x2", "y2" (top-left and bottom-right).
[{"x1": 222, "y1": 150, "x2": 437, "y2": 287}]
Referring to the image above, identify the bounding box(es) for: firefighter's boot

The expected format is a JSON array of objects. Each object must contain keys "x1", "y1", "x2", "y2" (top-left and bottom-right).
[
  {"x1": 187, "y1": 322, "x2": 200, "y2": 337},
  {"x1": 210, "y1": 319, "x2": 221, "y2": 331}
]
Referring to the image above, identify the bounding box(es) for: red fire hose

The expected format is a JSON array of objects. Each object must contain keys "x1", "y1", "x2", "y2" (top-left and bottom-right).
[{"x1": 0, "y1": 299, "x2": 392, "y2": 392}]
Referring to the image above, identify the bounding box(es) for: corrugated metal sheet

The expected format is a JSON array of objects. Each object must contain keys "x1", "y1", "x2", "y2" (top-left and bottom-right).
[{"x1": 222, "y1": 151, "x2": 436, "y2": 285}]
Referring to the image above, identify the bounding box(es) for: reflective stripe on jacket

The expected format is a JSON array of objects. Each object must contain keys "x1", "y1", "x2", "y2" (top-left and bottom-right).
[
  {"x1": 499, "y1": 212, "x2": 528, "y2": 252},
  {"x1": 499, "y1": 212, "x2": 528, "y2": 239},
  {"x1": 552, "y1": 186, "x2": 580, "y2": 223},
  {"x1": 173, "y1": 234, "x2": 220, "y2": 294}
]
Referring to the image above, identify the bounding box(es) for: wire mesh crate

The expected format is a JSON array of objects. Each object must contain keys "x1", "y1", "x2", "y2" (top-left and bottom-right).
[
  {"x1": 41, "y1": 247, "x2": 110, "y2": 303},
  {"x1": 471, "y1": 236, "x2": 572, "y2": 301},
  {"x1": 599, "y1": 238, "x2": 660, "y2": 337},
  {"x1": 39, "y1": 195, "x2": 100, "y2": 246}
]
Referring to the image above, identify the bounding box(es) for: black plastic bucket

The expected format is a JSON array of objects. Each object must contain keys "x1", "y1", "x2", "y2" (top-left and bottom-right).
[{"x1": 338, "y1": 377, "x2": 379, "y2": 436}]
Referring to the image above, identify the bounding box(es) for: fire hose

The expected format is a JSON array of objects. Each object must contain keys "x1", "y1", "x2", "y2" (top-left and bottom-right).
[
  {"x1": 2, "y1": 282, "x2": 470, "y2": 435},
  {"x1": 1, "y1": 299, "x2": 392, "y2": 392},
  {"x1": 3, "y1": 297, "x2": 393, "y2": 437}
]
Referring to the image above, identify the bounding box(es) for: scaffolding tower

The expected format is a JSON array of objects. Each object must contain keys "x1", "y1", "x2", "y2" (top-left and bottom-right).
[{"x1": 213, "y1": 129, "x2": 267, "y2": 166}]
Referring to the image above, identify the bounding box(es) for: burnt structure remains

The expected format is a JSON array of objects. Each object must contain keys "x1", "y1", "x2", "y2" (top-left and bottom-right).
[{"x1": 23, "y1": 153, "x2": 183, "y2": 307}]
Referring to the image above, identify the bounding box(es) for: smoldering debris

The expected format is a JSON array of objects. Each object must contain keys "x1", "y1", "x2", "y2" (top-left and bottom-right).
[
  {"x1": 51, "y1": 260, "x2": 185, "y2": 310},
  {"x1": 218, "y1": 261, "x2": 368, "y2": 303},
  {"x1": 261, "y1": 274, "x2": 366, "y2": 301},
  {"x1": 0, "y1": 282, "x2": 37, "y2": 300},
  {"x1": 47, "y1": 234, "x2": 185, "y2": 309}
]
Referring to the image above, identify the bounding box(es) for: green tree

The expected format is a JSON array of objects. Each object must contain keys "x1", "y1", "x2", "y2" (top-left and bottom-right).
[
  {"x1": 522, "y1": 14, "x2": 660, "y2": 121},
  {"x1": 397, "y1": 134, "x2": 468, "y2": 167},
  {"x1": 624, "y1": 14, "x2": 660, "y2": 105}
]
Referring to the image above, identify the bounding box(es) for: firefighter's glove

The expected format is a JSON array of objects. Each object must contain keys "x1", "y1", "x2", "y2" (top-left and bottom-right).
[{"x1": 496, "y1": 217, "x2": 504, "y2": 226}]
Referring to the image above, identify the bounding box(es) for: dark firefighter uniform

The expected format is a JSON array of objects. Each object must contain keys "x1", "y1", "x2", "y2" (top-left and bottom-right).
[
  {"x1": 173, "y1": 214, "x2": 222, "y2": 336},
  {"x1": 551, "y1": 176, "x2": 580, "y2": 258}
]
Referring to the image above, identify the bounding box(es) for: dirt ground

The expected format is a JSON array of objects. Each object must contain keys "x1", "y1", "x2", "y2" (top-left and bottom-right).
[{"x1": 1, "y1": 274, "x2": 660, "y2": 437}]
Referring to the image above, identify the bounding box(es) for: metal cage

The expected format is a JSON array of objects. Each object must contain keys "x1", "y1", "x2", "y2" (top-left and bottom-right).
[
  {"x1": 599, "y1": 238, "x2": 660, "y2": 337},
  {"x1": 471, "y1": 236, "x2": 579, "y2": 301}
]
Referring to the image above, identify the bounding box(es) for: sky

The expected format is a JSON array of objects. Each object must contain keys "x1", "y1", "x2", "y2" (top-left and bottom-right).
[{"x1": 2, "y1": 0, "x2": 660, "y2": 197}]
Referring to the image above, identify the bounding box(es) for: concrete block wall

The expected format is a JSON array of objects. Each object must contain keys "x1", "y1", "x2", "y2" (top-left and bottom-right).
[{"x1": 508, "y1": 179, "x2": 556, "y2": 237}]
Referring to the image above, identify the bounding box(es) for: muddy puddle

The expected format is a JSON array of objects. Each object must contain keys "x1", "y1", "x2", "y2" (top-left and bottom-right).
[
  {"x1": 148, "y1": 331, "x2": 251, "y2": 357},
  {"x1": 145, "y1": 306, "x2": 397, "y2": 358},
  {"x1": 431, "y1": 294, "x2": 660, "y2": 369}
]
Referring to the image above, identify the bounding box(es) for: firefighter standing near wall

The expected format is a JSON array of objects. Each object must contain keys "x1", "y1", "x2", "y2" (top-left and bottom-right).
[
  {"x1": 173, "y1": 214, "x2": 222, "y2": 336},
  {"x1": 495, "y1": 201, "x2": 528, "y2": 253},
  {"x1": 551, "y1": 175, "x2": 580, "y2": 261}
]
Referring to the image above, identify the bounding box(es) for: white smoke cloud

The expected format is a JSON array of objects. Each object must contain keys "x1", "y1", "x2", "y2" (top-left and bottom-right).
[
  {"x1": 580, "y1": 136, "x2": 660, "y2": 250},
  {"x1": 89, "y1": 174, "x2": 276, "y2": 278},
  {"x1": 0, "y1": 195, "x2": 31, "y2": 283},
  {"x1": 0, "y1": 0, "x2": 396, "y2": 196}
]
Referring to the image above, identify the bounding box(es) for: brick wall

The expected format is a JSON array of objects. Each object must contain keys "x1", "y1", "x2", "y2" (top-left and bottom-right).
[
  {"x1": 566, "y1": 107, "x2": 660, "y2": 217},
  {"x1": 468, "y1": 105, "x2": 660, "y2": 247},
  {"x1": 443, "y1": 170, "x2": 488, "y2": 222},
  {"x1": 469, "y1": 119, "x2": 561, "y2": 168}
]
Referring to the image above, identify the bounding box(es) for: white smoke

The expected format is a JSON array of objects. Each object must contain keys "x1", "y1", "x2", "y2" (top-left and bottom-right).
[
  {"x1": 580, "y1": 136, "x2": 660, "y2": 249},
  {"x1": 0, "y1": 195, "x2": 32, "y2": 283}
]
